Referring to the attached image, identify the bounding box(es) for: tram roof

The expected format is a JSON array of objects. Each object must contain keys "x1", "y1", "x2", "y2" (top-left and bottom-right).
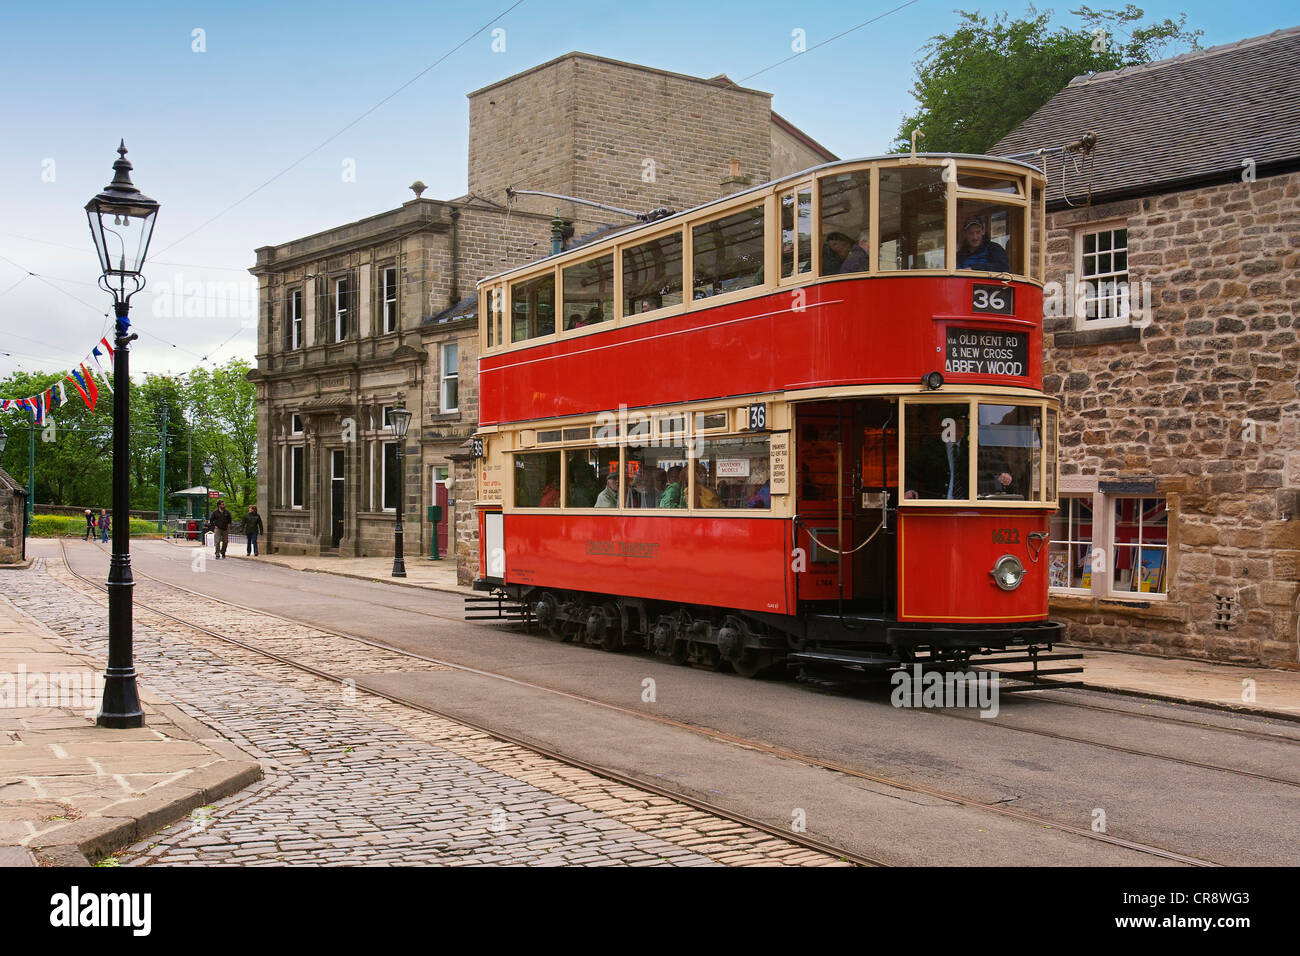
[{"x1": 478, "y1": 153, "x2": 1045, "y2": 286}]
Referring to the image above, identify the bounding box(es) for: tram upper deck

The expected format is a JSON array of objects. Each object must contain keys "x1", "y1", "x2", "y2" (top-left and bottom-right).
[{"x1": 478, "y1": 154, "x2": 1047, "y2": 428}]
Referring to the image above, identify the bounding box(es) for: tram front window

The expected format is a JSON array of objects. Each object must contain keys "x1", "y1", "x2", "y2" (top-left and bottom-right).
[
  {"x1": 903, "y1": 403, "x2": 970, "y2": 500},
  {"x1": 976, "y1": 404, "x2": 1042, "y2": 500},
  {"x1": 956, "y1": 200, "x2": 1023, "y2": 273},
  {"x1": 878, "y1": 166, "x2": 946, "y2": 271}
]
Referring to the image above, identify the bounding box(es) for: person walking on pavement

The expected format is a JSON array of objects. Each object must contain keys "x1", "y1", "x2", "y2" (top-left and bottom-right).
[
  {"x1": 243, "y1": 505, "x2": 264, "y2": 557},
  {"x1": 206, "y1": 499, "x2": 234, "y2": 559},
  {"x1": 83, "y1": 509, "x2": 95, "y2": 541},
  {"x1": 99, "y1": 509, "x2": 110, "y2": 543}
]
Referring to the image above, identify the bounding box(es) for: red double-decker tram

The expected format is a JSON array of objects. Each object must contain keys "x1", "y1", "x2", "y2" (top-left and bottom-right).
[{"x1": 472, "y1": 153, "x2": 1064, "y2": 677}]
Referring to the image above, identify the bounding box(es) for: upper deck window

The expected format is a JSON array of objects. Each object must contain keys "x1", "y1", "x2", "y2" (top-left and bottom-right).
[
  {"x1": 818, "y1": 169, "x2": 872, "y2": 276},
  {"x1": 779, "y1": 187, "x2": 813, "y2": 279},
  {"x1": 956, "y1": 172, "x2": 1022, "y2": 194},
  {"x1": 692, "y1": 204, "x2": 765, "y2": 299},
  {"x1": 511, "y1": 273, "x2": 555, "y2": 343},
  {"x1": 562, "y1": 253, "x2": 614, "y2": 331},
  {"x1": 623, "y1": 230, "x2": 683, "y2": 316},
  {"x1": 878, "y1": 166, "x2": 947, "y2": 271}
]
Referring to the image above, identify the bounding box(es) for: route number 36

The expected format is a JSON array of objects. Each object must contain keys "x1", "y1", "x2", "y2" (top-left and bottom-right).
[
  {"x1": 747, "y1": 403, "x2": 767, "y2": 431},
  {"x1": 972, "y1": 284, "x2": 1014, "y2": 314}
]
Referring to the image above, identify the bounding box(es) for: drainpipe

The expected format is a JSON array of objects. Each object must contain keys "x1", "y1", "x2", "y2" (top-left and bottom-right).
[{"x1": 449, "y1": 207, "x2": 460, "y2": 307}]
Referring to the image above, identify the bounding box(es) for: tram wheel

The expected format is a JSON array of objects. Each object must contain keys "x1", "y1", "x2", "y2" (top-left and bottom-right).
[
  {"x1": 533, "y1": 592, "x2": 568, "y2": 642},
  {"x1": 728, "y1": 650, "x2": 772, "y2": 679}
]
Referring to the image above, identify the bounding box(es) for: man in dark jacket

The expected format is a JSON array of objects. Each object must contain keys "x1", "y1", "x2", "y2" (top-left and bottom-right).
[
  {"x1": 957, "y1": 217, "x2": 1010, "y2": 272},
  {"x1": 207, "y1": 500, "x2": 234, "y2": 559},
  {"x1": 242, "y1": 506, "x2": 264, "y2": 556}
]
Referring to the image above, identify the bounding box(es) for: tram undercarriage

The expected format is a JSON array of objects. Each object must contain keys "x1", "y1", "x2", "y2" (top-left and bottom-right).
[{"x1": 469, "y1": 582, "x2": 1074, "y2": 684}]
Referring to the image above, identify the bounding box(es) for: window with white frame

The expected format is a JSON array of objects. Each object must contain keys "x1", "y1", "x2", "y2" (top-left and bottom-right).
[
  {"x1": 290, "y1": 413, "x2": 303, "y2": 434},
  {"x1": 291, "y1": 446, "x2": 305, "y2": 509},
  {"x1": 290, "y1": 289, "x2": 303, "y2": 349},
  {"x1": 381, "y1": 266, "x2": 398, "y2": 334},
  {"x1": 441, "y1": 343, "x2": 459, "y2": 412},
  {"x1": 381, "y1": 405, "x2": 394, "y2": 430},
  {"x1": 334, "y1": 277, "x2": 350, "y2": 341},
  {"x1": 1075, "y1": 223, "x2": 1130, "y2": 327},
  {"x1": 1111, "y1": 496, "x2": 1168, "y2": 596},
  {"x1": 1049, "y1": 495, "x2": 1094, "y2": 593},
  {"x1": 1049, "y1": 490, "x2": 1169, "y2": 598}
]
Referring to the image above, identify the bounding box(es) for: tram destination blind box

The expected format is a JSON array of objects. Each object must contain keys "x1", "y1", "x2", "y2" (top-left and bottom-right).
[{"x1": 944, "y1": 327, "x2": 1028, "y2": 378}]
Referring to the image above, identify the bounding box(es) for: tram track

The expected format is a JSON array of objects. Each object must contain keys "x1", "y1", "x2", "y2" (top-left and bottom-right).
[
  {"x1": 62, "y1": 541, "x2": 1233, "y2": 866},
  {"x1": 57, "y1": 542, "x2": 880, "y2": 867}
]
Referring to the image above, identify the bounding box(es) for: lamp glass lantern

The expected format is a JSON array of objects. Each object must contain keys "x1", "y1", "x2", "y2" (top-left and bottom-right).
[
  {"x1": 84, "y1": 142, "x2": 159, "y2": 286},
  {"x1": 388, "y1": 407, "x2": 412, "y2": 441},
  {"x1": 0, "y1": 426, "x2": 7, "y2": 456}
]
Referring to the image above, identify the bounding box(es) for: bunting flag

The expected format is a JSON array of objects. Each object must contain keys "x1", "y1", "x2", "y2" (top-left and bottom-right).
[
  {"x1": 0, "y1": 330, "x2": 129, "y2": 422},
  {"x1": 89, "y1": 350, "x2": 113, "y2": 395},
  {"x1": 68, "y1": 367, "x2": 96, "y2": 411}
]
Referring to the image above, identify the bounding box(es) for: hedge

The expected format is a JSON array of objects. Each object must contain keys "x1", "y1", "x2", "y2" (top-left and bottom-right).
[{"x1": 28, "y1": 515, "x2": 164, "y2": 538}]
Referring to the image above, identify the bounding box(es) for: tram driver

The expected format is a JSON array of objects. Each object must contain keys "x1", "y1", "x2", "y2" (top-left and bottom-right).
[
  {"x1": 957, "y1": 216, "x2": 1010, "y2": 272},
  {"x1": 904, "y1": 407, "x2": 969, "y2": 500}
]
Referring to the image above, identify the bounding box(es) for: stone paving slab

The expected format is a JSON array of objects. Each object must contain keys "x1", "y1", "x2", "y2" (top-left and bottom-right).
[{"x1": 0, "y1": 588, "x2": 262, "y2": 866}]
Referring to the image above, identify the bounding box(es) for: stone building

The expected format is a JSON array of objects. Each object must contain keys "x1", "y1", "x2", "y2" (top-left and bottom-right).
[
  {"x1": 251, "y1": 52, "x2": 833, "y2": 561},
  {"x1": 993, "y1": 27, "x2": 1300, "y2": 665},
  {"x1": 0, "y1": 468, "x2": 26, "y2": 564}
]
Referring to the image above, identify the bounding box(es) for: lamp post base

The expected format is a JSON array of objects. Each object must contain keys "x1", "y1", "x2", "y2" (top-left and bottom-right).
[{"x1": 393, "y1": 524, "x2": 406, "y2": 577}]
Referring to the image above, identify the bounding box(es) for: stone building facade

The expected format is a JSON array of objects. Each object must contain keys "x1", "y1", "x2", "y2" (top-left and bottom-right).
[
  {"x1": 252, "y1": 52, "x2": 833, "y2": 562},
  {"x1": 0, "y1": 468, "x2": 26, "y2": 564},
  {"x1": 994, "y1": 28, "x2": 1300, "y2": 665}
]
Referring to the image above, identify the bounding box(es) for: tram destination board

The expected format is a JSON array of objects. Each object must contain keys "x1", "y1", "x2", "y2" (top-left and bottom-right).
[{"x1": 945, "y1": 327, "x2": 1028, "y2": 377}]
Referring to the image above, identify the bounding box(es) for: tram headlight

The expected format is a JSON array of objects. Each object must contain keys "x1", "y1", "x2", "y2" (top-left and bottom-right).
[
  {"x1": 990, "y1": 554, "x2": 1026, "y2": 591},
  {"x1": 922, "y1": 371, "x2": 944, "y2": 390}
]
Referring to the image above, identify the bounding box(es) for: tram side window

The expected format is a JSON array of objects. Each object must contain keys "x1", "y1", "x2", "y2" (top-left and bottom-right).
[
  {"x1": 903, "y1": 403, "x2": 971, "y2": 501},
  {"x1": 695, "y1": 436, "x2": 771, "y2": 509},
  {"x1": 564, "y1": 448, "x2": 619, "y2": 508},
  {"x1": 514, "y1": 451, "x2": 561, "y2": 508},
  {"x1": 956, "y1": 200, "x2": 1023, "y2": 274},
  {"x1": 562, "y1": 254, "x2": 614, "y2": 330},
  {"x1": 878, "y1": 166, "x2": 946, "y2": 271},
  {"x1": 623, "y1": 231, "x2": 684, "y2": 316},
  {"x1": 625, "y1": 446, "x2": 690, "y2": 509},
  {"x1": 976, "y1": 404, "x2": 1041, "y2": 501},
  {"x1": 818, "y1": 169, "x2": 871, "y2": 276},
  {"x1": 511, "y1": 273, "x2": 556, "y2": 343},
  {"x1": 693, "y1": 205, "x2": 765, "y2": 299},
  {"x1": 780, "y1": 189, "x2": 813, "y2": 279}
]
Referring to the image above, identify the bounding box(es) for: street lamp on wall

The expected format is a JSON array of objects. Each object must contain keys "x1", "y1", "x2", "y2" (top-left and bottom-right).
[
  {"x1": 388, "y1": 406, "x2": 412, "y2": 578},
  {"x1": 86, "y1": 141, "x2": 159, "y2": 730}
]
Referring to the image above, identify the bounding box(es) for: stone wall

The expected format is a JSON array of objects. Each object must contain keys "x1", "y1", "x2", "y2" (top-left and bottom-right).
[
  {"x1": 1043, "y1": 170, "x2": 1300, "y2": 665},
  {"x1": 468, "y1": 54, "x2": 774, "y2": 234},
  {"x1": 0, "y1": 470, "x2": 25, "y2": 564}
]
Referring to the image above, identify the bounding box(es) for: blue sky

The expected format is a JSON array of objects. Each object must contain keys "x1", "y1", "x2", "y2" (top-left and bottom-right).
[{"x1": 1, "y1": 0, "x2": 1294, "y2": 379}]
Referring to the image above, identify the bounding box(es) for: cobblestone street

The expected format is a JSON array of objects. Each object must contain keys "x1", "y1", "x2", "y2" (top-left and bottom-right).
[{"x1": 6, "y1": 558, "x2": 841, "y2": 866}]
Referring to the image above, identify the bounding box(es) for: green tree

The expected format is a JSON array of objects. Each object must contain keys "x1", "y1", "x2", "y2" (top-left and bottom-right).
[
  {"x1": 183, "y1": 358, "x2": 257, "y2": 511},
  {"x1": 894, "y1": 5, "x2": 1202, "y2": 154}
]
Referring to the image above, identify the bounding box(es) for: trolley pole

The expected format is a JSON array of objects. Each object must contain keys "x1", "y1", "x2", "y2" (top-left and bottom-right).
[{"x1": 156, "y1": 402, "x2": 168, "y2": 531}]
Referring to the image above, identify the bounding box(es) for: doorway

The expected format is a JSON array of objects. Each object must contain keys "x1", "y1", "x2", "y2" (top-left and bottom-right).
[
  {"x1": 331, "y1": 449, "x2": 345, "y2": 548},
  {"x1": 794, "y1": 399, "x2": 897, "y2": 612}
]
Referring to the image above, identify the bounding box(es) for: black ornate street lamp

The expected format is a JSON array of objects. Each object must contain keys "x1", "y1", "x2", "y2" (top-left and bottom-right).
[
  {"x1": 86, "y1": 141, "x2": 159, "y2": 729},
  {"x1": 389, "y1": 406, "x2": 412, "y2": 577}
]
